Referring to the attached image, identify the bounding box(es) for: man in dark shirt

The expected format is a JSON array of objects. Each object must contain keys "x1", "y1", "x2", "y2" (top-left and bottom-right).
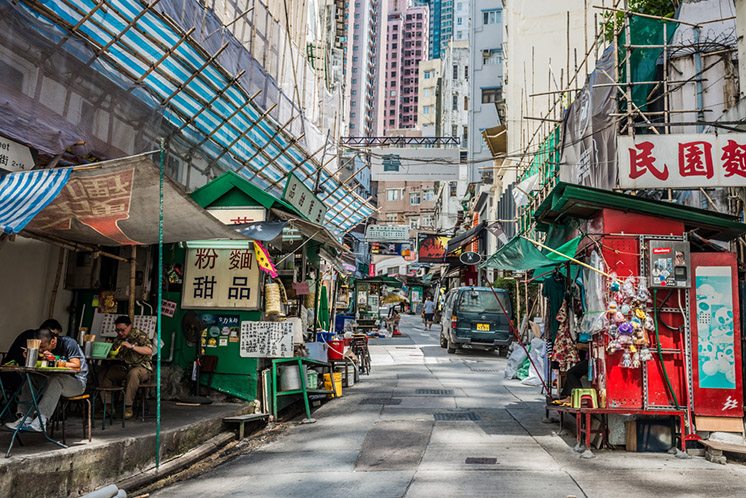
[
  {"x1": 5, "y1": 328, "x2": 88, "y2": 432},
  {"x1": 1, "y1": 320, "x2": 63, "y2": 422}
]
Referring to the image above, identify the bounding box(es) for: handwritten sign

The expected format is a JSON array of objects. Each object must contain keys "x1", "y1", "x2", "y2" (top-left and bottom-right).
[
  {"x1": 292, "y1": 281, "x2": 310, "y2": 295},
  {"x1": 161, "y1": 299, "x2": 177, "y2": 318},
  {"x1": 618, "y1": 134, "x2": 746, "y2": 189},
  {"x1": 239, "y1": 321, "x2": 294, "y2": 358},
  {"x1": 282, "y1": 173, "x2": 327, "y2": 224},
  {"x1": 182, "y1": 246, "x2": 260, "y2": 310}
]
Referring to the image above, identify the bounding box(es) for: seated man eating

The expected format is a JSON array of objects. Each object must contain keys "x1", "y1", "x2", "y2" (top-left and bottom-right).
[
  {"x1": 98, "y1": 316, "x2": 153, "y2": 420},
  {"x1": 5, "y1": 327, "x2": 88, "y2": 432}
]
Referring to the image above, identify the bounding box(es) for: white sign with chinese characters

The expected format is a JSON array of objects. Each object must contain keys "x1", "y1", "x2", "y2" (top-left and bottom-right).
[
  {"x1": 365, "y1": 224, "x2": 410, "y2": 242},
  {"x1": 182, "y1": 246, "x2": 261, "y2": 310},
  {"x1": 207, "y1": 207, "x2": 266, "y2": 225},
  {"x1": 239, "y1": 320, "x2": 294, "y2": 358},
  {"x1": 282, "y1": 173, "x2": 327, "y2": 224},
  {"x1": 0, "y1": 136, "x2": 34, "y2": 172},
  {"x1": 618, "y1": 134, "x2": 746, "y2": 189}
]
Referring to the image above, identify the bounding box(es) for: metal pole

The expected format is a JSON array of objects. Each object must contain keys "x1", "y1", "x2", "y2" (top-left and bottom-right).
[
  {"x1": 128, "y1": 245, "x2": 137, "y2": 320},
  {"x1": 156, "y1": 139, "x2": 165, "y2": 469},
  {"x1": 693, "y1": 26, "x2": 705, "y2": 132}
]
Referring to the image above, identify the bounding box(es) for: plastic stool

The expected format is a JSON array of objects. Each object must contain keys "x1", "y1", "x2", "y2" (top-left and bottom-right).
[{"x1": 571, "y1": 388, "x2": 598, "y2": 409}]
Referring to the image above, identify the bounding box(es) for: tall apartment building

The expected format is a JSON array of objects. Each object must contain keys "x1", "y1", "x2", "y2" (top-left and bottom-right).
[
  {"x1": 415, "y1": 0, "x2": 454, "y2": 59},
  {"x1": 467, "y1": 1, "x2": 503, "y2": 183},
  {"x1": 383, "y1": 1, "x2": 429, "y2": 132},
  {"x1": 417, "y1": 59, "x2": 442, "y2": 135},
  {"x1": 377, "y1": 181, "x2": 438, "y2": 231},
  {"x1": 345, "y1": 0, "x2": 387, "y2": 136},
  {"x1": 453, "y1": 0, "x2": 470, "y2": 41}
]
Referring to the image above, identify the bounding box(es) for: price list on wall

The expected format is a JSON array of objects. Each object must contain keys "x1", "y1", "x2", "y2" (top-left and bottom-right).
[{"x1": 239, "y1": 321, "x2": 294, "y2": 358}]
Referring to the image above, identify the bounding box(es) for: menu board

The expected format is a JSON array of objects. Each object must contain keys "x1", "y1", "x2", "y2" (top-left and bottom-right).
[
  {"x1": 239, "y1": 321, "x2": 294, "y2": 358},
  {"x1": 182, "y1": 246, "x2": 261, "y2": 310}
]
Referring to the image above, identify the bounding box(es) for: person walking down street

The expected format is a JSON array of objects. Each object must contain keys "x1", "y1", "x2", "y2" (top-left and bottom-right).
[
  {"x1": 5, "y1": 328, "x2": 88, "y2": 432},
  {"x1": 423, "y1": 296, "x2": 436, "y2": 330},
  {"x1": 98, "y1": 316, "x2": 153, "y2": 420}
]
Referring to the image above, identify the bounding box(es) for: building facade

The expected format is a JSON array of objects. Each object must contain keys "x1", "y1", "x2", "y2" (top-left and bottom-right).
[{"x1": 417, "y1": 59, "x2": 442, "y2": 135}]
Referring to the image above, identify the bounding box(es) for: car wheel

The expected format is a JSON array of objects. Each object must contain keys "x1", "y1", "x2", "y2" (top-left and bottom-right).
[
  {"x1": 447, "y1": 337, "x2": 456, "y2": 354},
  {"x1": 439, "y1": 333, "x2": 447, "y2": 348}
]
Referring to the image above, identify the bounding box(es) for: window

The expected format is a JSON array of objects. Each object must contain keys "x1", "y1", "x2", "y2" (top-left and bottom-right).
[
  {"x1": 422, "y1": 214, "x2": 434, "y2": 227},
  {"x1": 483, "y1": 9, "x2": 501, "y2": 25},
  {"x1": 465, "y1": 65, "x2": 469, "y2": 81},
  {"x1": 423, "y1": 106, "x2": 430, "y2": 115},
  {"x1": 482, "y1": 87, "x2": 501, "y2": 103},
  {"x1": 386, "y1": 189, "x2": 401, "y2": 201},
  {"x1": 483, "y1": 48, "x2": 503, "y2": 65},
  {"x1": 409, "y1": 217, "x2": 420, "y2": 229},
  {"x1": 423, "y1": 88, "x2": 431, "y2": 97},
  {"x1": 423, "y1": 189, "x2": 435, "y2": 201},
  {"x1": 424, "y1": 70, "x2": 433, "y2": 79},
  {"x1": 462, "y1": 126, "x2": 468, "y2": 143},
  {"x1": 452, "y1": 95, "x2": 458, "y2": 111},
  {"x1": 390, "y1": 90, "x2": 397, "y2": 97},
  {"x1": 386, "y1": 213, "x2": 398, "y2": 222},
  {"x1": 449, "y1": 182, "x2": 457, "y2": 197},
  {"x1": 410, "y1": 192, "x2": 421, "y2": 205},
  {"x1": 387, "y1": 267, "x2": 399, "y2": 276},
  {"x1": 351, "y1": 90, "x2": 357, "y2": 96},
  {"x1": 457, "y1": 17, "x2": 463, "y2": 25},
  {"x1": 452, "y1": 64, "x2": 458, "y2": 79},
  {"x1": 451, "y1": 125, "x2": 458, "y2": 138},
  {"x1": 464, "y1": 96, "x2": 468, "y2": 111}
]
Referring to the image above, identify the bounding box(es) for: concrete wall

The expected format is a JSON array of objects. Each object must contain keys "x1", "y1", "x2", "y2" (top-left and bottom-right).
[{"x1": 0, "y1": 238, "x2": 73, "y2": 350}]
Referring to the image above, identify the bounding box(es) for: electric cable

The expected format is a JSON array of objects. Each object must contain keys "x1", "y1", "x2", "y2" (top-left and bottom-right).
[{"x1": 653, "y1": 288, "x2": 680, "y2": 409}]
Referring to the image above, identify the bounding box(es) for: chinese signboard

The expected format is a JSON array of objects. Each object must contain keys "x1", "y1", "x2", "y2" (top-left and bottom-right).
[
  {"x1": 182, "y1": 246, "x2": 260, "y2": 310},
  {"x1": 618, "y1": 134, "x2": 746, "y2": 189},
  {"x1": 282, "y1": 173, "x2": 327, "y2": 224},
  {"x1": 365, "y1": 224, "x2": 410, "y2": 242},
  {"x1": 0, "y1": 135, "x2": 34, "y2": 172},
  {"x1": 207, "y1": 207, "x2": 266, "y2": 225},
  {"x1": 417, "y1": 234, "x2": 450, "y2": 263},
  {"x1": 239, "y1": 320, "x2": 293, "y2": 357}
]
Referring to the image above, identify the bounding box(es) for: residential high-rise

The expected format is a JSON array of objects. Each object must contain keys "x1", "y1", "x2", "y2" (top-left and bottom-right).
[
  {"x1": 415, "y1": 0, "x2": 454, "y2": 59},
  {"x1": 383, "y1": 1, "x2": 429, "y2": 132}
]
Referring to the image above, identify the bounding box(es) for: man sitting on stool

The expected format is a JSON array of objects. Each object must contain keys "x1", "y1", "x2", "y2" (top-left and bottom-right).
[
  {"x1": 5, "y1": 327, "x2": 88, "y2": 431},
  {"x1": 99, "y1": 316, "x2": 153, "y2": 420}
]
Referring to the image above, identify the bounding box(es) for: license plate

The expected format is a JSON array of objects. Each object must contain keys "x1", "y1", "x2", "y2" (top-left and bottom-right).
[{"x1": 476, "y1": 323, "x2": 490, "y2": 331}]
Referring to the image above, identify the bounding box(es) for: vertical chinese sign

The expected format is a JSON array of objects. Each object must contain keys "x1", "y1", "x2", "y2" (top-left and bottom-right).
[
  {"x1": 181, "y1": 245, "x2": 261, "y2": 310},
  {"x1": 618, "y1": 134, "x2": 746, "y2": 189}
]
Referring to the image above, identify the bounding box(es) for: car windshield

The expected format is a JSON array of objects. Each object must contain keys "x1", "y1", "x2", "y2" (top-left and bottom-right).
[{"x1": 458, "y1": 291, "x2": 507, "y2": 313}]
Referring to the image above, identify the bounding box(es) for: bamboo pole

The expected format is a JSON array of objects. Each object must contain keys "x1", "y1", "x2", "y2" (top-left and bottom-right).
[{"x1": 128, "y1": 245, "x2": 137, "y2": 320}]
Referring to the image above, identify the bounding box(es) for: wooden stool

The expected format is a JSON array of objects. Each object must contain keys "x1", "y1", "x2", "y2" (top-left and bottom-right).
[
  {"x1": 136, "y1": 383, "x2": 157, "y2": 421},
  {"x1": 61, "y1": 394, "x2": 92, "y2": 444},
  {"x1": 93, "y1": 387, "x2": 125, "y2": 430}
]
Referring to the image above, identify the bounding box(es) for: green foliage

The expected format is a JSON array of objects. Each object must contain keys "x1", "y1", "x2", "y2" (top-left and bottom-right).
[{"x1": 601, "y1": 0, "x2": 678, "y2": 42}]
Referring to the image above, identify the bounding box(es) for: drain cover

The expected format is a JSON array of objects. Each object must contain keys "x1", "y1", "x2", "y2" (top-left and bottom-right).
[
  {"x1": 470, "y1": 368, "x2": 500, "y2": 373},
  {"x1": 416, "y1": 389, "x2": 454, "y2": 396},
  {"x1": 433, "y1": 412, "x2": 480, "y2": 421},
  {"x1": 465, "y1": 457, "x2": 497, "y2": 465},
  {"x1": 359, "y1": 398, "x2": 402, "y2": 405}
]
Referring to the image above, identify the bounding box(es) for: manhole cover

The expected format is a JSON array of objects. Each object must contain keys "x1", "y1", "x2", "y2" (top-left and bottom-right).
[
  {"x1": 416, "y1": 389, "x2": 454, "y2": 396},
  {"x1": 433, "y1": 412, "x2": 480, "y2": 421},
  {"x1": 465, "y1": 457, "x2": 497, "y2": 465},
  {"x1": 359, "y1": 398, "x2": 402, "y2": 405}
]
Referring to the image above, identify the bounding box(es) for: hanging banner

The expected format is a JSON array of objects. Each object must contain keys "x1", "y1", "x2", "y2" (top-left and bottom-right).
[
  {"x1": 253, "y1": 240, "x2": 278, "y2": 278},
  {"x1": 282, "y1": 173, "x2": 327, "y2": 224},
  {"x1": 182, "y1": 246, "x2": 261, "y2": 310},
  {"x1": 560, "y1": 44, "x2": 617, "y2": 190},
  {"x1": 239, "y1": 321, "x2": 293, "y2": 358},
  {"x1": 417, "y1": 233, "x2": 450, "y2": 263},
  {"x1": 618, "y1": 133, "x2": 746, "y2": 189},
  {"x1": 370, "y1": 241, "x2": 414, "y2": 257},
  {"x1": 365, "y1": 224, "x2": 410, "y2": 242},
  {"x1": 691, "y1": 253, "x2": 743, "y2": 418}
]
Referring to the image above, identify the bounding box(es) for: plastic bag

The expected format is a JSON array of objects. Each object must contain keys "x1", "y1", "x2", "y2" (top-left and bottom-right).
[
  {"x1": 522, "y1": 337, "x2": 546, "y2": 386},
  {"x1": 504, "y1": 343, "x2": 527, "y2": 379}
]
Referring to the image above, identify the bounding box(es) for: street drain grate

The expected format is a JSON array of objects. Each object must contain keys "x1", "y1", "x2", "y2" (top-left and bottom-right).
[
  {"x1": 465, "y1": 457, "x2": 497, "y2": 465},
  {"x1": 469, "y1": 368, "x2": 500, "y2": 373},
  {"x1": 415, "y1": 389, "x2": 454, "y2": 396},
  {"x1": 359, "y1": 398, "x2": 402, "y2": 405},
  {"x1": 433, "y1": 412, "x2": 480, "y2": 421}
]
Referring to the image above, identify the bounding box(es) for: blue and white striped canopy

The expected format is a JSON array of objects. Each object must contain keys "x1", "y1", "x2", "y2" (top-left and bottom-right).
[
  {"x1": 0, "y1": 168, "x2": 70, "y2": 235},
  {"x1": 18, "y1": 0, "x2": 373, "y2": 235}
]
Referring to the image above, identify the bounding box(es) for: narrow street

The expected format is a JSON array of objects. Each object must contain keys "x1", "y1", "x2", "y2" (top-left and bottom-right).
[{"x1": 154, "y1": 314, "x2": 746, "y2": 497}]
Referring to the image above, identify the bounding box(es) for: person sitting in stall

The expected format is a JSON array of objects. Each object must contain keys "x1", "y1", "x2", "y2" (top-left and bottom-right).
[
  {"x1": 553, "y1": 343, "x2": 589, "y2": 406},
  {"x1": 1, "y1": 319, "x2": 64, "y2": 422},
  {"x1": 98, "y1": 316, "x2": 153, "y2": 420},
  {"x1": 5, "y1": 327, "x2": 88, "y2": 431}
]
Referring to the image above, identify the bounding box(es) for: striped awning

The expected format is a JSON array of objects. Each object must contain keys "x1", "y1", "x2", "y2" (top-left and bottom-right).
[{"x1": 0, "y1": 169, "x2": 70, "y2": 235}]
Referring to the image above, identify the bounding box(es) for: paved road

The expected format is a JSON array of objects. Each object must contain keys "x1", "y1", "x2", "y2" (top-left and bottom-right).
[{"x1": 155, "y1": 314, "x2": 746, "y2": 497}]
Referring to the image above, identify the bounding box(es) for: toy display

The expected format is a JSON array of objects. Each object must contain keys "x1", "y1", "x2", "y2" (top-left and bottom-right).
[{"x1": 605, "y1": 276, "x2": 653, "y2": 368}]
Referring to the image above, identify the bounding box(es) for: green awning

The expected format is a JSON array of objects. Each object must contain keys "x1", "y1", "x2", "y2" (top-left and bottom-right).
[{"x1": 481, "y1": 234, "x2": 581, "y2": 271}]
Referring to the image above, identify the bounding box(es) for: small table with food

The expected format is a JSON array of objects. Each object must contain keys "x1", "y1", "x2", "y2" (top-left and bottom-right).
[{"x1": 0, "y1": 365, "x2": 78, "y2": 457}]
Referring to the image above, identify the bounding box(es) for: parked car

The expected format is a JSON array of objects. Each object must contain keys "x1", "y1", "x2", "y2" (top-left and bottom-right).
[{"x1": 439, "y1": 286, "x2": 513, "y2": 355}]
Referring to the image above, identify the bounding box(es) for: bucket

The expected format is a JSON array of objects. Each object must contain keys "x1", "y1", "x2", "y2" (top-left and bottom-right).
[
  {"x1": 347, "y1": 367, "x2": 355, "y2": 387},
  {"x1": 327, "y1": 340, "x2": 345, "y2": 361},
  {"x1": 323, "y1": 372, "x2": 343, "y2": 398},
  {"x1": 279, "y1": 365, "x2": 304, "y2": 392},
  {"x1": 306, "y1": 369, "x2": 319, "y2": 389}
]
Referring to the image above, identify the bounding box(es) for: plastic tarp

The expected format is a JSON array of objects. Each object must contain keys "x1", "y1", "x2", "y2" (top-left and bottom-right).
[
  {"x1": 23, "y1": 155, "x2": 244, "y2": 245},
  {"x1": 482, "y1": 224, "x2": 582, "y2": 272}
]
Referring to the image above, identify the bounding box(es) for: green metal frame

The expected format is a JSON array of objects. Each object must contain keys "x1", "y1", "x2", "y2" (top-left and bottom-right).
[{"x1": 270, "y1": 357, "x2": 338, "y2": 421}]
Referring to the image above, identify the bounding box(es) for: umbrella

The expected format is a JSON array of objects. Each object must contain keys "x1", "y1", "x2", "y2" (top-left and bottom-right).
[{"x1": 318, "y1": 286, "x2": 330, "y2": 331}]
